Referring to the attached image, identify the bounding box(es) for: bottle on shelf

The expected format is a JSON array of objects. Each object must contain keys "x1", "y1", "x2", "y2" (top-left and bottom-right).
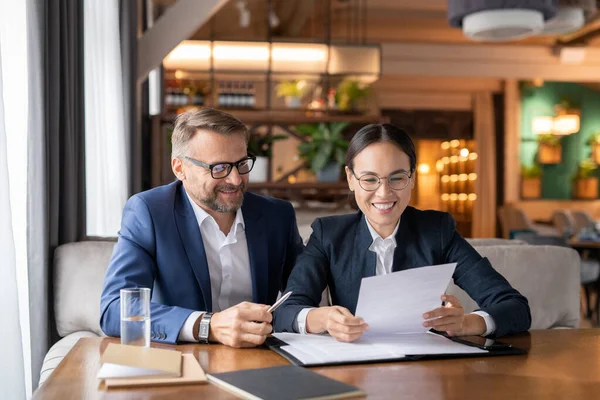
[
  {"x1": 248, "y1": 82, "x2": 256, "y2": 108},
  {"x1": 239, "y1": 81, "x2": 248, "y2": 108}
]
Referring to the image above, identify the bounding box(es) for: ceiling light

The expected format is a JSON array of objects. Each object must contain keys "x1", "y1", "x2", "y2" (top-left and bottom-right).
[
  {"x1": 543, "y1": 7, "x2": 585, "y2": 34},
  {"x1": 543, "y1": 0, "x2": 596, "y2": 35},
  {"x1": 447, "y1": 0, "x2": 556, "y2": 42}
]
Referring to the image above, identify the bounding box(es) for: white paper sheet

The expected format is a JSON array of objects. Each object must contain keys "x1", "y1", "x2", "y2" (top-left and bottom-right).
[
  {"x1": 354, "y1": 263, "x2": 457, "y2": 334},
  {"x1": 273, "y1": 331, "x2": 486, "y2": 365},
  {"x1": 97, "y1": 363, "x2": 167, "y2": 379}
]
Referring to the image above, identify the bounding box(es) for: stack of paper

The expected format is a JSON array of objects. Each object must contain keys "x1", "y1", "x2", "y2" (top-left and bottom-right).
[{"x1": 98, "y1": 343, "x2": 206, "y2": 388}]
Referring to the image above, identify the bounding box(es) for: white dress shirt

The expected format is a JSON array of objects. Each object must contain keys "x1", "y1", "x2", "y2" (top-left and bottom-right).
[
  {"x1": 297, "y1": 216, "x2": 496, "y2": 336},
  {"x1": 178, "y1": 192, "x2": 254, "y2": 342}
]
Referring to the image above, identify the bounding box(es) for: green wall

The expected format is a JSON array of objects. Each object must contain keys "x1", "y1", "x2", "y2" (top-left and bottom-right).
[{"x1": 521, "y1": 82, "x2": 600, "y2": 199}]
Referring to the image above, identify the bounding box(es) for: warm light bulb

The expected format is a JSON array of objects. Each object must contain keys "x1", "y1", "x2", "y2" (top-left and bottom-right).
[
  {"x1": 450, "y1": 194, "x2": 458, "y2": 201},
  {"x1": 436, "y1": 161, "x2": 444, "y2": 172},
  {"x1": 459, "y1": 148, "x2": 469, "y2": 158},
  {"x1": 441, "y1": 194, "x2": 450, "y2": 201},
  {"x1": 450, "y1": 156, "x2": 459, "y2": 163},
  {"x1": 468, "y1": 193, "x2": 477, "y2": 201},
  {"x1": 418, "y1": 163, "x2": 431, "y2": 174},
  {"x1": 458, "y1": 193, "x2": 468, "y2": 201},
  {"x1": 468, "y1": 153, "x2": 478, "y2": 160},
  {"x1": 442, "y1": 157, "x2": 450, "y2": 164},
  {"x1": 450, "y1": 140, "x2": 460, "y2": 148},
  {"x1": 441, "y1": 142, "x2": 450, "y2": 150},
  {"x1": 441, "y1": 175, "x2": 450, "y2": 183},
  {"x1": 459, "y1": 174, "x2": 468, "y2": 181},
  {"x1": 468, "y1": 173, "x2": 477, "y2": 181},
  {"x1": 450, "y1": 175, "x2": 459, "y2": 182}
]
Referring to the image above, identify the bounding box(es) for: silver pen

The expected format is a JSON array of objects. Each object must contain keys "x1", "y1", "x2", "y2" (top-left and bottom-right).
[{"x1": 267, "y1": 291, "x2": 293, "y2": 313}]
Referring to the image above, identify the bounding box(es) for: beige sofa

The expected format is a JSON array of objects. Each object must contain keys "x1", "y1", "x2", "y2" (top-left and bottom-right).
[{"x1": 38, "y1": 237, "x2": 581, "y2": 387}]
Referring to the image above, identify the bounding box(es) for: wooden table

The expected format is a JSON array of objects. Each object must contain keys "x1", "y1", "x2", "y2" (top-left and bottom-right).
[
  {"x1": 34, "y1": 330, "x2": 600, "y2": 400},
  {"x1": 568, "y1": 238, "x2": 600, "y2": 250}
]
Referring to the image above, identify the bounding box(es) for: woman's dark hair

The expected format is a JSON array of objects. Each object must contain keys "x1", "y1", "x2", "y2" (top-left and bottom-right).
[{"x1": 346, "y1": 123, "x2": 416, "y2": 174}]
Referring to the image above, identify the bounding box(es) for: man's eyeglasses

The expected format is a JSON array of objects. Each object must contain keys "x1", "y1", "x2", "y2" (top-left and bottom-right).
[
  {"x1": 183, "y1": 154, "x2": 256, "y2": 179},
  {"x1": 350, "y1": 169, "x2": 412, "y2": 191}
]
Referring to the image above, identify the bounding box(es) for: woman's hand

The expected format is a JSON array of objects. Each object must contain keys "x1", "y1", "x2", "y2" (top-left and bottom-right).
[
  {"x1": 306, "y1": 306, "x2": 369, "y2": 342},
  {"x1": 422, "y1": 294, "x2": 486, "y2": 337}
]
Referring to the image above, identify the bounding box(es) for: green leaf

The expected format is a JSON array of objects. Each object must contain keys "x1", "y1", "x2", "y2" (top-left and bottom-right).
[
  {"x1": 335, "y1": 148, "x2": 346, "y2": 166},
  {"x1": 330, "y1": 122, "x2": 349, "y2": 137},
  {"x1": 312, "y1": 141, "x2": 333, "y2": 172},
  {"x1": 296, "y1": 124, "x2": 318, "y2": 136}
]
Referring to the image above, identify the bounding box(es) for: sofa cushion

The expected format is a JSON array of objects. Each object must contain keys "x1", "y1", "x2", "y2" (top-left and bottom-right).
[
  {"x1": 38, "y1": 331, "x2": 99, "y2": 386},
  {"x1": 54, "y1": 241, "x2": 115, "y2": 337},
  {"x1": 446, "y1": 245, "x2": 581, "y2": 330}
]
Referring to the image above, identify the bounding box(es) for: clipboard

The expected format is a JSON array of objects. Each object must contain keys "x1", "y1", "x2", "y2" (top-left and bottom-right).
[{"x1": 265, "y1": 331, "x2": 527, "y2": 368}]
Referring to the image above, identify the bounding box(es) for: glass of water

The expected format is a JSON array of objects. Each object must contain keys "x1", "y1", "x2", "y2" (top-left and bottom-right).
[{"x1": 120, "y1": 288, "x2": 151, "y2": 347}]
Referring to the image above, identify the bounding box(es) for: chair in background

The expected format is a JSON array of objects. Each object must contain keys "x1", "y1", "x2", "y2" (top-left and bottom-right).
[
  {"x1": 499, "y1": 205, "x2": 559, "y2": 238},
  {"x1": 447, "y1": 244, "x2": 581, "y2": 329},
  {"x1": 552, "y1": 210, "x2": 575, "y2": 236},
  {"x1": 513, "y1": 232, "x2": 600, "y2": 323},
  {"x1": 572, "y1": 210, "x2": 597, "y2": 234}
]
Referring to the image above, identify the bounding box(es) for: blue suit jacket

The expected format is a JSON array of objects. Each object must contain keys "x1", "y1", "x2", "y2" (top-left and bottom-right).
[
  {"x1": 273, "y1": 207, "x2": 531, "y2": 338},
  {"x1": 100, "y1": 181, "x2": 304, "y2": 344}
]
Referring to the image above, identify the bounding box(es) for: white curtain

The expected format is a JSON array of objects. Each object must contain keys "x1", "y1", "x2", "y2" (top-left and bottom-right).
[
  {"x1": 84, "y1": 0, "x2": 128, "y2": 237},
  {"x1": 26, "y1": 0, "x2": 48, "y2": 390},
  {"x1": 0, "y1": 35, "x2": 27, "y2": 400}
]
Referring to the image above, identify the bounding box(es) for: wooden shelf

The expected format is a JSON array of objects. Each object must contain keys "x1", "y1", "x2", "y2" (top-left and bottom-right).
[{"x1": 162, "y1": 109, "x2": 382, "y2": 125}]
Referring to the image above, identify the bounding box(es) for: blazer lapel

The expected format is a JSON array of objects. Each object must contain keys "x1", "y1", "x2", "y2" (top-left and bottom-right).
[
  {"x1": 357, "y1": 216, "x2": 377, "y2": 278},
  {"x1": 174, "y1": 184, "x2": 212, "y2": 311},
  {"x1": 242, "y1": 195, "x2": 269, "y2": 305},
  {"x1": 392, "y1": 212, "x2": 411, "y2": 272},
  {"x1": 346, "y1": 215, "x2": 376, "y2": 314}
]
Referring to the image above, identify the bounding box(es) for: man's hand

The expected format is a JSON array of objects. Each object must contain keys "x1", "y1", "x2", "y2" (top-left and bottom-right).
[
  {"x1": 208, "y1": 302, "x2": 273, "y2": 348},
  {"x1": 422, "y1": 294, "x2": 486, "y2": 337},
  {"x1": 306, "y1": 306, "x2": 369, "y2": 342}
]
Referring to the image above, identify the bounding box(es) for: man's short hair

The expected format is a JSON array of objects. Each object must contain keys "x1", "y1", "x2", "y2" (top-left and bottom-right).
[{"x1": 171, "y1": 107, "x2": 249, "y2": 159}]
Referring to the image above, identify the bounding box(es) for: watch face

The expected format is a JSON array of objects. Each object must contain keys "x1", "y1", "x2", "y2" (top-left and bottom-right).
[{"x1": 200, "y1": 325, "x2": 209, "y2": 336}]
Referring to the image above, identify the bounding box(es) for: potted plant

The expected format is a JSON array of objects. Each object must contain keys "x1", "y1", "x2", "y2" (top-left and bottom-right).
[
  {"x1": 537, "y1": 134, "x2": 562, "y2": 164},
  {"x1": 521, "y1": 164, "x2": 542, "y2": 199},
  {"x1": 588, "y1": 131, "x2": 600, "y2": 164},
  {"x1": 275, "y1": 80, "x2": 306, "y2": 109},
  {"x1": 247, "y1": 132, "x2": 287, "y2": 183},
  {"x1": 336, "y1": 79, "x2": 370, "y2": 112},
  {"x1": 296, "y1": 122, "x2": 349, "y2": 182},
  {"x1": 573, "y1": 158, "x2": 598, "y2": 199}
]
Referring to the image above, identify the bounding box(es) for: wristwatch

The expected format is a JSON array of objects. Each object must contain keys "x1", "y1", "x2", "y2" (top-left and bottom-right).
[{"x1": 198, "y1": 312, "x2": 213, "y2": 344}]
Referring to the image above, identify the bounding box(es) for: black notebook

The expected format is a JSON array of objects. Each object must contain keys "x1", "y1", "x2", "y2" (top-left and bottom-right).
[{"x1": 206, "y1": 365, "x2": 365, "y2": 400}]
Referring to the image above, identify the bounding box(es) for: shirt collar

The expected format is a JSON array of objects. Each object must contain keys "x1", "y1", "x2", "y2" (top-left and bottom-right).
[
  {"x1": 186, "y1": 190, "x2": 245, "y2": 234},
  {"x1": 365, "y1": 215, "x2": 400, "y2": 248}
]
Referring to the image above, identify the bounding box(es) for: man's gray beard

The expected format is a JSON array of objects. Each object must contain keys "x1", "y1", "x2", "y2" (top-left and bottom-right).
[{"x1": 198, "y1": 183, "x2": 246, "y2": 213}]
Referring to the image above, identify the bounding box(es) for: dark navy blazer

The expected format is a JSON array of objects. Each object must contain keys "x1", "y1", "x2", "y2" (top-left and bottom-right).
[
  {"x1": 273, "y1": 207, "x2": 531, "y2": 338},
  {"x1": 100, "y1": 181, "x2": 304, "y2": 344}
]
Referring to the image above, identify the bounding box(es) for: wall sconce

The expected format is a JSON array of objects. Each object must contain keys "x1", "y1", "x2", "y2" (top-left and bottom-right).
[
  {"x1": 532, "y1": 106, "x2": 580, "y2": 136},
  {"x1": 532, "y1": 116, "x2": 554, "y2": 135},
  {"x1": 553, "y1": 108, "x2": 580, "y2": 135}
]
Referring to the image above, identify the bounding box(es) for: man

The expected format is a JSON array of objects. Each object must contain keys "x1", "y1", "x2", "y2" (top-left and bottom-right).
[{"x1": 100, "y1": 108, "x2": 303, "y2": 348}]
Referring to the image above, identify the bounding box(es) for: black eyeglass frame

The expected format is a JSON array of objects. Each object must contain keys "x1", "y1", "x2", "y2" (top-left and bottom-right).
[{"x1": 183, "y1": 153, "x2": 257, "y2": 179}]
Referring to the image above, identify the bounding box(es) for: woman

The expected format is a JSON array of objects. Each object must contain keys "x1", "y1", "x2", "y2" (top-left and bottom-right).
[{"x1": 274, "y1": 124, "x2": 531, "y2": 342}]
